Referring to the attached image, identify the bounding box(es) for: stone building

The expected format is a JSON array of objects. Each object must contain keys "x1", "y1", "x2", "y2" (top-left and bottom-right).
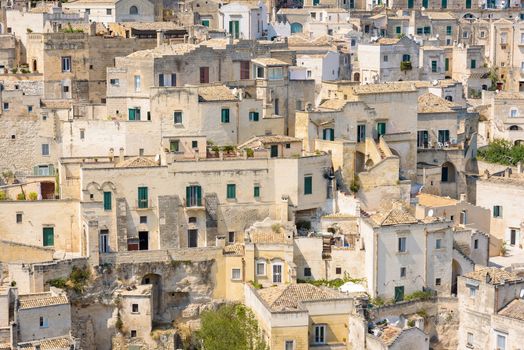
[
  {"x1": 480, "y1": 91, "x2": 524, "y2": 145},
  {"x1": 244, "y1": 283, "x2": 354, "y2": 349},
  {"x1": 451, "y1": 44, "x2": 490, "y2": 98},
  {"x1": 457, "y1": 267, "x2": 524, "y2": 350},
  {"x1": 63, "y1": 0, "x2": 158, "y2": 24}
]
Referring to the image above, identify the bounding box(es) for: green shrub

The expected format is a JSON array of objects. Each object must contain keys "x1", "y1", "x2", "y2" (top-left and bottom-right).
[
  {"x1": 222, "y1": 145, "x2": 236, "y2": 154},
  {"x1": 11, "y1": 68, "x2": 18, "y2": 74},
  {"x1": 16, "y1": 192, "x2": 26, "y2": 200},
  {"x1": 245, "y1": 147, "x2": 254, "y2": 158},
  {"x1": 407, "y1": 319, "x2": 415, "y2": 327},
  {"x1": 48, "y1": 278, "x2": 67, "y2": 289},
  {"x1": 478, "y1": 139, "x2": 524, "y2": 166},
  {"x1": 0, "y1": 191, "x2": 8, "y2": 201},
  {"x1": 350, "y1": 176, "x2": 360, "y2": 193},
  {"x1": 403, "y1": 290, "x2": 433, "y2": 302},
  {"x1": 249, "y1": 280, "x2": 262, "y2": 289},
  {"x1": 28, "y1": 192, "x2": 38, "y2": 200}
]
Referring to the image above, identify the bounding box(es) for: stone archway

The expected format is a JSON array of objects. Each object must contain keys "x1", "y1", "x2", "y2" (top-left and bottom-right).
[{"x1": 451, "y1": 259, "x2": 462, "y2": 295}]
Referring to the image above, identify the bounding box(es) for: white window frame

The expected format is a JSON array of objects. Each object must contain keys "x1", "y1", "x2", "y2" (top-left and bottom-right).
[
  {"x1": 231, "y1": 268, "x2": 241, "y2": 281},
  {"x1": 313, "y1": 324, "x2": 326, "y2": 344},
  {"x1": 272, "y1": 262, "x2": 283, "y2": 283},
  {"x1": 256, "y1": 260, "x2": 266, "y2": 276},
  {"x1": 495, "y1": 332, "x2": 507, "y2": 350}
]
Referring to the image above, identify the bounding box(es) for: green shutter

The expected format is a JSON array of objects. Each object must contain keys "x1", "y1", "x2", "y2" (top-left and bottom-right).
[
  {"x1": 396, "y1": 26, "x2": 401, "y2": 34},
  {"x1": 471, "y1": 60, "x2": 476, "y2": 69},
  {"x1": 377, "y1": 122, "x2": 386, "y2": 137},
  {"x1": 408, "y1": 0, "x2": 414, "y2": 8},
  {"x1": 138, "y1": 187, "x2": 148, "y2": 208},
  {"x1": 103, "y1": 191, "x2": 112, "y2": 210},
  {"x1": 270, "y1": 145, "x2": 278, "y2": 157},
  {"x1": 254, "y1": 185, "x2": 260, "y2": 198},
  {"x1": 196, "y1": 186, "x2": 202, "y2": 206},
  {"x1": 330, "y1": 128, "x2": 334, "y2": 141},
  {"x1": 128, "y1": 108, "x2": 136, "y2": 121},
  {"x1": 466, "y1": 0, "x2": 471, "y2": 8},
  {"x1": 442, "y1": 0, "x2": 447, "y2": 8},
  {"x1": 43, "y1": 227, "x2": 54, "y2": 246},
  {"x1": 201, "y1": 19, "x2": 209, "y2": 27},
  {"x1": 422, "y1": 0, "x2": 428, "y2": 7},
  {"x1": 394, "y1": 286, "x2": 404, "y2": 302},
  {"x1": 227, "y1": 184, "x2": 236, "y2": 199},
  {"x1": 445, "y1": 58, "x2": 449, "y2": 71},
  {"x1": 221, "y1": 109, "x2": 230, "y2": 123},
  {"x1": 186, "y1": 186, "x2": 191, "y2": 207},
  {"x1": 304, "y1": 176, "x2": 312, "y2": 195}
]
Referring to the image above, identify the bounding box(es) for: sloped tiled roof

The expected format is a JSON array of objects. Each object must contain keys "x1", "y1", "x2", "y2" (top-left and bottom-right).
[
  {"x1": 197, "y1": 85, "x2": 237, "y2": 102},
  {"x1": 249, "y1": 231, "x2": 289, "y2": 244},
  {"x1": 319, "y1": 99, "x2": 349, "y2": 110},
  {"x1": 370, "y1": 206, "x2": 418, "y2": 227},
  {"x1": 498, "y1": 299, "x2": 524, "y2": 321},
  {"x1": 18, "y1": 336, "x2": 73, "y2": 350},
  {"x1": 494, "y1": 91, "x2": 524, "y2": 100},
  {"x1": 464, "y1": 267, "x2": 522, "y2": 285},
  {"x1": 257, "y1": 283, "x2": 348, "y2": 312},
  {"x1": 223, "y1": 243, "x2": 244, "y2": 256},
  {"x1": 376, "y1": 37, "x2": 401, "y2": 45},
  {"x1": 18, "y1": 293, "x2": 68, "y2": 310},
  {"x1": 251, "y1": 58, "x2": 290, "y2": 67},
  {"x1": 418, "y1": 93, "x2": 458, "y2": 114},
  {"x1": 116, "y1": 156, "x2": 158, "y2": 168},
  {"x1": 379, "y1": 326, "x2": 402, "y2": 346},
  {"x1": 417, "y1": 193, "x2": 458, "y2": 207},
  {"x1": 350, "y1": 82, "x2": 417, "y2": 95}
]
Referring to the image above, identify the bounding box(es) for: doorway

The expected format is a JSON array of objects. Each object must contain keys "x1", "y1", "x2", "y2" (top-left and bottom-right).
[
  {"x1": 188, "y1": 229, "x2": 198, "y2": 248},
  {"x1": 139, "y1": 231, "x2": 149, "y2": 250},
  {"x1": 99, "y1": 229, "x2": 109, "y2": 253}
]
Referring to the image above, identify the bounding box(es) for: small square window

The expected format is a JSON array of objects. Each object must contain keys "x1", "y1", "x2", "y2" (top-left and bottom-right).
[
  {"x1": 39, "y1": 316, "x2": 48, "y2": 328},
  {"x1": 304, "y1": 267, "x2": 311, "y2": 277},
  {"x1": 231, "y1": 268, "x2": 241, "y2": 280},
  {"x1": 400, "y1": 267, "x2": 406, "y2": 277},
  {"x1": 130, "y1": 330, "x2": 137, "y2": 337},
  {"x1": 174, "y1": 111, "x2": 183, "y2": 124},
  {"x1": 383, "y1": 55, "x2": 388, "y2": 62},
  {"x1": 110, "y1": 78, "x2": 119, "y2": 86},
  {"x1": 335, "y1": 267, "x2": 342, "y2": 275},
  {"x1": 63, "y1": 86, "x2": 69, "y2": 93},
  {"x1": 90, "y1": 193, "x2": 94, "y2": 200},
  {"x1": 16, "y1": 213, "x2": 22, "y2": 223},
  {"x1": 435, "y1": 278, "x2": 441, "y2": 286},
  {"x1": 140, "y1": 216, "x2": 147, "y2": 224},
  {"x1": 106, "y1": 8, "x2": 112, "y2": 15},
  {"x1": 42, "y1": 114, "x2": 48, "y2": 121},
  {"x1": 285, "y1": 143, "x2": 291, "y2": 149}
]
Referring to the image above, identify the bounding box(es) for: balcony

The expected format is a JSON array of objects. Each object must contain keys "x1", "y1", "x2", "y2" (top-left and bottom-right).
[{"x1": 135, "y1": 199, "x2": 154, "y2": 210}]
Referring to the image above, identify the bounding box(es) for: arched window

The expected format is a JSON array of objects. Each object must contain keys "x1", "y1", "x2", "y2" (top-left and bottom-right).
[
  {"x1": 509, "y1": 125, "x2": 519, "y2": 131},
  {"x1": 129, "y1": 5, "x2": 138, "y2": 15},
  {"x1": 290, "y1": 23, "x2": 303, "y2": 34},
  {"x1": 445, "y1": 95, "x2": 453, "y2": 101},
  {"x1": 441, "y1": 162, "x2": 456, "y2": 183}
]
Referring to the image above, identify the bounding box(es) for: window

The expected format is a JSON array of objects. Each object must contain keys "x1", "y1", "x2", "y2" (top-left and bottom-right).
[
  {"x1": 256, "y1": 261, "x2": 266, "y2": 275},
  {"x1": 510, "y1": 108, "x2": 518, "y2": 117},
  {"x1": 334, "y1": 267, "x2": 341, "y2": 275},
  {"x1": 285, "y1": 340, "x2": 294, "y2": 350},
  {"x1": 256, "y1": 66, "x2": 264, "y2": 79},
  {"x1": 469, "y1": 286, "x2": 476, "y2": 297},
  {"x1": 394, "y1": 286, "x2": 404, "y2": 302},
  {"x1": 321, "y1": 127, "x2": 334, "y2": 141},
  {"x1": 493, "y1": 205, "x2": 503, "y2": 218},
  {"x1": 307, "y1": 70, "x2": 312, "y2": 78},
  {"x1": 249, "y1": 111, "x2": 259, "y2": 121},
  {"x1": 85, "y1": 8, "x2": 90, "y2": 14},
  {"x1": 435, "y1": 278, "x2": 441, "y2": 286},
  {"x1": 41, "y1": 144, "x2": 49, "y2": 156},
  {"x1": 174, "y1": 111, "x2": 183, "y2": 124},
  {"x1": 474, "y1": 239, "x2": 478, "y2": 249},
  {"x1": 402, "y1": 54, "x2": 411, "y2": 62},
  {"x1": 103, "y1": 191, "x2": 112, "y2": 211},
  {"x1": 424, "y1": 26, "x2": 431, "y2": 34},
  {"x1": 396, "y1": 26, "x2": 401, "y2": 34},
  {"x1": 201, "y1": 19, "x2": 210, "y2": 27},
  {"x1": 398, "y1": 237, "x2": 407, "y2": 252},
  {"x1": 186, "y1": 185, "x2": 202, "y2": 207},
  {"x1": 137, "y1": 187, "x2": 148, "y2": 209},
  {"x1": 441, "y1": 0, "x2": 447, "y2": 8},
  {"x1": 106, "y1": 8, "x2": 112, "y2": 15},
  {"x1": 445, "y1": 58, "x2": 449, "y2": 71},
  {"x1": 3, "y1": 102, "x2": 8, "y2": 111},
  {"x1": 436, "y1": 239, "x2": 442, "y2": 249},
  {"x1": 285, "y1": 143, "x2": 291, "y2": 149},
  {"x1": 480, "y1": 31, "x2": 485, "y2": 38},
  {"x1": 268, "y1": 67, "x2": 284, "y2": 80},
  {"x1": 438, "y1": 130, "x2": 450, "y2": 143},
  {"x1": 227, "y1": 184, "x2": 236, "y2": 199},
  {"x1": 417, "y1": 27, "x2": 423, "y2": 35},
  {"x1": 80, "y1": 129, "x2": 85, "y2": 140},
  {"x1": 466, "y1": 332, "x2": 474, "y2": 347},
  {"x1": 63, "y1": 85, "x2": 69, "y2": 93},
  {"x1": 134, "y1": 75, "x2": 141, "y2": 92},
  {"x1": 159, "y1": 73, "x2": 164, "y2": 87},
  {"x1": 383, "y1": 55, "x2": 388, "y2": 62},
  {"x1": 460, "y1": 210, "x2": 467, "y2": 225},
  {"x1": 400, "y1": 267, "x2": 406, "y2": 277},
  {"x1": 274, "y1": 98, "x2": 280, "y2": 115},
  {"x1": 99, "y1": 229, "x2": 109, "y2": 253},
  {"x1": 61, "y1": 56, "x2": 71, "y2": 72},
  {"x1": 39, "y1": 316, "x2": 48, "y2": 328},
  {"x1": 129, "y1": 5, "x2": 138, "y2": 14},
  {"x1": 140, "y1": 216, "x2": 147, "y2": 224},
  {"x1": 221, "y1": 108, "x2": 230, "y2": 123},
  {"x1": 240, "y1": 61, "x2": 250, "y2": 80},
  {"x1": 128, "y1": 108, "x2": 141, "y2": 121},
  {"x1": 254, "y1": 185, "x2": 260, "y2": 198},
  {"x1": 192, "y1": 140, "x2": 198, "y2": 149},
  {"x1": 200, "y1": 67, "x2": 209, "y2": 83},
  {"x1": 229, "y1": 20, "x2": 240, "y2": 38},
  {"x1": 446, "y1": 26, "x2": 452, "y2": 35},
  {"x1": 170, "y1": 140, "x2": 179, "y2": 152},
  {"x1": 304, "y1": 175, "x2": 312, "y2": 195},
  {"x1": 314, "y1": 325, "x2": 326, "y2": 344},
  {"x1": 470, "y1": 59, "x2": 476, "y2": 69},
  {"x1": 110, "y1": 78, "x2": 119, "y2": 86},
  {"x1": 43, "y1": 227, "x2": 54, "y2": 247},
  {"x1": 296, "y1": 100, "x2": 302, "y2": 111},
  {"x1": 28, "y1": 105, "x2": 33, "y2": 112},
  {"x1": 16, "y1": 213, "x2": 22, "y2": 223},
  {"x1": 130, "y1": 330, "x2": 137, "y2": 338},
  {"x1": 231, "y1": 268, "x2": 241, "y2": 280},
  {"x1": 272, "y1": 263, "x2": 282, "y2": 283},
  {"x1": 431, "y1": 60, "x2": 438, "y2": 73},
  {"x1": 228, "y1": 231, "x2": 235, "y2": 243},
  {"x1": 304, "y1": 267, "x2": 311, "y2": 277},
  {"x1": 357, "y1": 124, "x2": 366, "y2": 142},
  {"x1": 497, "y1": 334, "x2": 506, "y2": 350},
  {"x1": 418, "y1": 130, "x2": 429, "y2": 148},
  {"x1": 171, "y1": 73, "x2": 177, "y2": 87},
  {"x1": 132, "y1": 304, "x2": 139, "y2": 313}
]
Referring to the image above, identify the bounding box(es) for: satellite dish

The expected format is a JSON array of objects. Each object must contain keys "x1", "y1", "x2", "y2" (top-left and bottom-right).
[{"x1": 428, "y1": 209, "x2": 434, "y2": 217}]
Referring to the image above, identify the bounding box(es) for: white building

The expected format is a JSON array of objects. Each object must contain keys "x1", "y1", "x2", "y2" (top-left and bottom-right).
[
  {"x1": 296, "y1": 50, "x2": 340, "y2": 85},
  {"x1": 219, "y1": 2, "x2": 269, "y2": 40},
  {"x1": 63, "y1": 0, "x2": 155, "y2": 24}
]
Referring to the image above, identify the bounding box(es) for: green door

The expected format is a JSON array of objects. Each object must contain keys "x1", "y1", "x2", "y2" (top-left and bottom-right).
[
  {"x1": 377, "y1": 122, "x2": 386, "y2": 138},
  {"x1": 466, "y1": 0, "x2": 471, "y2": 8},
  {"x1": 43, "y1": 227, "x2": 54, "y2": 246},
  {"x1": 422, "y1": 0, "x2": 428, "y2": 7},
  {"x1": 408, "y1": 0, "x2": 414, "y2": 8},
  {"x1": 304, "y1": 175, "x2": 312, "y2": 195},
  {"x1": 229, "y1": 21, "x2": 240, "y2": 39},
  {"x1": 313, "y1": 0, "x2": 320, "y2": 5},
  {"x1": 270, "y1": 145, "x2": 278, "y2": 158},
  {"x1": 103, "y1": 191, "x2": 112, "y2": 211},
  {"x1": 394, "y1": 286, "x2": 404, "y2": 302},
  {"x1": 441, "y1": 0, "x2": 447, "y2": 8},
  {"x1": 138, "y1": 187, "x2": 148, "y2": 208},
  {"x1": 128, "y1": 108, "x2": 136, "y2": 121}
]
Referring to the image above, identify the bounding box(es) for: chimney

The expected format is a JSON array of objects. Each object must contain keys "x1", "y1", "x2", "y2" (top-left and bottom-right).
[
  {"x1": 89, "y1": 22, "x2": 96, "y2": 36},
  {"x1": 119, "y1": 147, "x2": 124, "y2": 163},
  {"x1": 156, "y1": 30, "x2": 164, "y2": 47}
]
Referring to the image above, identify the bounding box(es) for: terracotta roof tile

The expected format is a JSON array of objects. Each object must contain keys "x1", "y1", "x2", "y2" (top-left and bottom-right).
[
  {"x1": 223, "y1": 243, "x2": 244, "y2": 256},
  {"x1": 464, "y1": 267, "x2": 523, "y2": 285},
  {"x1": 18, "y1": 336, "x2": 73, "y2": 349},
  {"x1": 370, "y1": 206, "x2": 418, "y2": 227},
  {"x1": 418, "y1": 93, "x2": 458, "y2": 113},
  {"x1": 116, "y1": 156, "x2": 158, "y2": 168},
  {"x1": 498, "y1": 299, "x2": 524, "y2": 321},
  {"x1": 417, "y1": 193, "x2": 458, "y2": 207},
  {"x1": 197, "y1": 85, "x2": 238, "y2": 102},
  {"x1": 18, "y1": 293, "x2": 69, "y2": 310}
]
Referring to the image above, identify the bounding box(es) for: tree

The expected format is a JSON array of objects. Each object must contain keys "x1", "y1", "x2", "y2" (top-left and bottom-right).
[{"x1": 196, "y1": 304, "x2": 268, "y2": 350}]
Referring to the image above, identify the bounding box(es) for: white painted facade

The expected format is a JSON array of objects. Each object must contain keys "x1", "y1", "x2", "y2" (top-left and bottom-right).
[{"x1": 219, "y1": 2, "x2": 269, "y2": 40}]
